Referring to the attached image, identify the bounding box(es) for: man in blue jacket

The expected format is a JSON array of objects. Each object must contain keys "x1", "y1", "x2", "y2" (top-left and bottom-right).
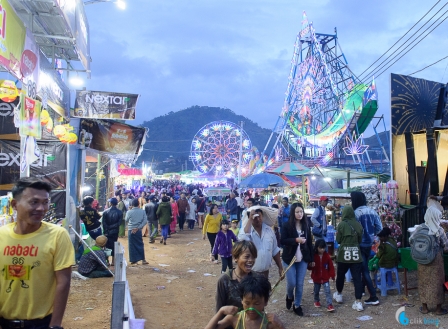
[
  {"x1": 225, "y1": 192, "x2": 238, "y2": 221},
  {"x1": 351, "y1": 191, "x2": 382, "y2": 306}
]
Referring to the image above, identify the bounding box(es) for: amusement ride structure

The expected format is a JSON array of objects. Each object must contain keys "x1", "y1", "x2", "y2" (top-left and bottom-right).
[
  {"x1": 259, "y1": 12, "x2": 389, "y2": 173},
  {"x1": 189, "y1": 121, "x2": 253, "y2": 178}
]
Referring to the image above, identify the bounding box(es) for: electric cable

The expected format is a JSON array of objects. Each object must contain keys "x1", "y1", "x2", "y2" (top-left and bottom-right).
[
  {"x1": 441, "y1": 60, "x2": 448, "y2": 82},
  {"x1": 408, "y1": 55, "x2": 448, "y2": 76},
  {"x1": 142, "y1": 148, "x2": 189, "y2": 153},
  {"x1": 359, "y1": 3, "x2": 448, "y2": 82},
  {"x1": 358, "y1": 0, "x2": 442, "y2": 78},
  {"x1": 146, "y1": 139, "x2": 192, "y2": 142},
  {"x1": 372, "y1": 12, "x2": 448, "y2": 80}
]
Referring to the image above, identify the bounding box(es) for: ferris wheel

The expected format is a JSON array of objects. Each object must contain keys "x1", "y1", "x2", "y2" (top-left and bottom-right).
[
  {"x1": 259, "y1": 11, "x2": 377, "y2": 171},
  {"x1": 190, "y1": 121, "x2": 253, "y2": 175}
]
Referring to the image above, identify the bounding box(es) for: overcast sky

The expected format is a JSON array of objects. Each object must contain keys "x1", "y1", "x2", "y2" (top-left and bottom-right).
[{"x1": 82, "y1": 0, "x2": 448, "y2": 132}]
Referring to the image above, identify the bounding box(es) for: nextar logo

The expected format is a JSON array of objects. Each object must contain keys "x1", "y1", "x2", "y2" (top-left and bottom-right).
[
  {"x1": 85, "y1": 94, "x2": 129, "y2": 105},
  {"x1": 0, "y1": 102, "x2": 16, "y2": 117},
  {"x1": 0, "y1": 153, "x2": 53, "y2": 167}
]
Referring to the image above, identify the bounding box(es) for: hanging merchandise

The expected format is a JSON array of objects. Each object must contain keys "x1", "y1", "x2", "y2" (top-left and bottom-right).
[
  {"x1": 0, "y1": 194, "x2": 13, "y2": 227},
  {"x1": 19, "y1": 91, "x2": 42, "y2": 139},
  {"x1": 20, "y1": 136, "x2": 41, "y2": 173},
  {"x1": 0, "y1": 80, "x2": 19, "y2": 103}
]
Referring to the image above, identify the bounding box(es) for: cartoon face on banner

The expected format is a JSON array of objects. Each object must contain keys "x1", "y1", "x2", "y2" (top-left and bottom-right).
[
  {"x1": 107, "y1": 123, "x2": 133, "y2": 153},
  {"x1": 0, "y1": 80, "x2": 19, "y2": 103}
]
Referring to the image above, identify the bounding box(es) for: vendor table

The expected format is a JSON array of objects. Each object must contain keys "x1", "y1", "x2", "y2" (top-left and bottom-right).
[{"x1": 399, "y1": 248, "x2": 448, "y2": 296}]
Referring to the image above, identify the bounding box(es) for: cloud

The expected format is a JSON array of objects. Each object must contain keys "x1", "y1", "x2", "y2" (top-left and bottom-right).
[{"x1": 82, "y1": 0, "x2": 448, "y2": 130}]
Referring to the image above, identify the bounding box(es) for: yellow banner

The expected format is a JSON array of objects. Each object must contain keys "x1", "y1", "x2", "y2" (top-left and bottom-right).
[{"x1": 0, "y1": 0, "x2": 25, "y2": 77}]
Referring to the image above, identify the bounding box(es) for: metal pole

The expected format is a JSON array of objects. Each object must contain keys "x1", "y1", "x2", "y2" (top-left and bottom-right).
[
  {"x1": 19, "y1": 136, "x2": 30, "y2": 178},
  {"x1": 95, "y1": 154, "x2": 101, "y2": 200},
  {"x1": 69, "y1": 225, "x2": 114, "y2": 277},
  {"x1": 238, "y1": 121, "x2": 244, "y2": 184}
]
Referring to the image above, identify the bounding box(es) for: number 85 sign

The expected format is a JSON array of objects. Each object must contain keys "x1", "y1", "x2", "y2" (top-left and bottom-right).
[{"x1": 342, "y1": 246, "x2": 360, "y2": 261}]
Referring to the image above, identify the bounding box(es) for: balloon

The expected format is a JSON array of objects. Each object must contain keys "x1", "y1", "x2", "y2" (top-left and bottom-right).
[
  {"x1": 40, "y1": 109, "x2": 50, "y2": 126},
  {"x1": 53, "y1": 125, "x2": 66, "y2": 137},
  {"x1": 45, "y1": 117, "x2": 53, "y2": 132}
]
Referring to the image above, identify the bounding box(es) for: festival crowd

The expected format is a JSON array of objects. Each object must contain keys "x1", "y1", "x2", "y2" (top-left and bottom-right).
[{"x1": 2, "y1": 177, "x2": 447, "y2": 329}]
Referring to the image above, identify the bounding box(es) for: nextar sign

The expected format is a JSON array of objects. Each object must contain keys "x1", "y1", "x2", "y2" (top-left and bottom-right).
[
  {"x1": 0, "y1": 153, "x2": 52, "y2": 167},
  {"x1": 85, "y1": 94, "x2": 129, "y2": 105}
]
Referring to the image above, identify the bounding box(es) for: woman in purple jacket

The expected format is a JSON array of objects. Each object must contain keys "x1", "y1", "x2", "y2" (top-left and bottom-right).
[{"x1": 212, "y1": 219, "x2": 238, "y2": 273}]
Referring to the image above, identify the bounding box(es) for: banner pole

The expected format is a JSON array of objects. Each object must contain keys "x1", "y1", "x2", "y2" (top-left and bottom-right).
[
  {"x1": 95, "y1": 154, "x2": 101, "y2": 200},
  {"x1": 69, "y1": 225, "x2": 114, "y2": 277}
]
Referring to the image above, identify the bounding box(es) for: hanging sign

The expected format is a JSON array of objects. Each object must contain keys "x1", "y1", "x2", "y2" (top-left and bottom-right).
[
  {"x1": 37, "y1": 51, "x2": 69, "y2": 119},
  {"x1": 21, "y1": 30, "x2": 40, "y2": 96},
  {"x1": 0, "y1": 139, "x2": 67, "y2": 191},
  {"x1": 19, "y1": 92, "x2": 42, "y2": 139},
  {"x1": 80, "y1": 119, "x2": 145, "y2": 156},
  {"x1": 73, "y1": 90, "x2": 139, "y2": 119},
  {"x1": 0, "y1": 0, "x2": 26, "y2": 77}
]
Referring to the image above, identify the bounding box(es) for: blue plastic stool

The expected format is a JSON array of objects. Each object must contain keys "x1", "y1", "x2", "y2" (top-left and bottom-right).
[{"x1": 375, "y1": 267, "x2": 401, "y2": 296}]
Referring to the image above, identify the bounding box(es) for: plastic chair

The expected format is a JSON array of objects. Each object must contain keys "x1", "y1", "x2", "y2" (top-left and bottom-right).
[{"x1": 375, "y1": 267, "x2": 401, "y2": 296}]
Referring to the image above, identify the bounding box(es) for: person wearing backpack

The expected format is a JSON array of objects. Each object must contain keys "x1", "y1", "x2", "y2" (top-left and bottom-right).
[
  {"x1": 410, "y1": 198, "x2": 448, "y2": 315},
  {"x1": 333, "y1": 206, "x2": 364, "y2": 312},
  {"x1": 351, "y1": 191, "x2": 382, "y2": 306}
]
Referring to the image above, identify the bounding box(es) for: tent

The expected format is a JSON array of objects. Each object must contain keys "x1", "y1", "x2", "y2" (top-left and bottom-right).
[
  {"x1": 269, "y1": 162, "x2": 310, "y2": 175},
  {"x1": 240, "y1": 173, "x2": 289, "y2": 188}
]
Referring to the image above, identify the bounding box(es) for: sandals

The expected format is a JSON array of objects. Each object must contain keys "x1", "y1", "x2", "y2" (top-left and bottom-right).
[
  {"x1": 419, "y1": 306, "x2": 429, "y2": 314},
  {"x1": 436, "y1": 308, "x2": 448, "y2": 315},
  {"x1": 141, "y1": 260, "x2": 149, "y2": 265}
]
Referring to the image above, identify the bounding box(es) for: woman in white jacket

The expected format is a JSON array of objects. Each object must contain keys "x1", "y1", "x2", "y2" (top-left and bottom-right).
[{"x1": 187, "y1": 198, "x2": 197, "y2": 230}]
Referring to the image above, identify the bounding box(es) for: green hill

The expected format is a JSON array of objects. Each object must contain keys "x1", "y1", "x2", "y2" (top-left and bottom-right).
[{"x1": 138, "y1": 106, "x2": 275, "y2": 172}]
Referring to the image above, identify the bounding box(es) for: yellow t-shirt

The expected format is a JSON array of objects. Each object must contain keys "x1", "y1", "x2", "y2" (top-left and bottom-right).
[
  {"x1": 202, "y1": 213, "x2": 222, "y2": 234},
  {"x1": 0, "y1": 222, "x2": 75, "y2": 320}
]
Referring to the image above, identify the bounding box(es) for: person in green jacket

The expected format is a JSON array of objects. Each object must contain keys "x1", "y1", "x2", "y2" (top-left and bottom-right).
[
  {"x1": 333, "y1": 206, "x2": 365, "y2": 312},
  {"x1": 116, "y1": 194, "x2": 127, "y2": 237},
  {"x1": 156, "y1": 196, "x2": 173, "y2": 245},
  {"x1": 376, "y1": 227, "x2": 398, "y2": 286}
]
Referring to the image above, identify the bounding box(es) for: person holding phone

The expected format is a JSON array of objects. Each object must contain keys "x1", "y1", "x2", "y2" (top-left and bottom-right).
[{"x1": 280, "y1": 203, "x2": 314, "y2": 317}]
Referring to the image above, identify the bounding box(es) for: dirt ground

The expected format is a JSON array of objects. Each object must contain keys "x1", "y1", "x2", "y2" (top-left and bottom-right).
[{"x1": 63, "y1": 228, "x2": 448, "y2": 329}]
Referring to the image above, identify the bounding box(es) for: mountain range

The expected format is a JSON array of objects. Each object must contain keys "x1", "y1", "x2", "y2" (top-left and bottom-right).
[{"x1": 138, "y1": 106, "x2": 276, "y2": 172}]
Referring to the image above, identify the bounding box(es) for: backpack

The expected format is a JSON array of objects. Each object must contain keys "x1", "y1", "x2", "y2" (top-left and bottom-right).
[{"x1": 409, "y1": 224, "x2": 440, "y2": 265}]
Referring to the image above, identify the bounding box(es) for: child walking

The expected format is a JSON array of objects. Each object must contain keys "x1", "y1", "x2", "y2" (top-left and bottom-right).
[
  {"x1": 309, "y1": 239, "x2": 336, "y2": 312},
  {"x1": 212, "y1": 219, "x2": 238, "y2": 273},
  {"x1": 205, "y1": 274, "x2": 285, "y2": 329},
  {"x1": 230, "y1": 219, "x2": 239, "y2": 239}
]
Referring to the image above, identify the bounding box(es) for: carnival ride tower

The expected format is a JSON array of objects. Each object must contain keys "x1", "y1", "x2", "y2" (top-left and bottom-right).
[{"x1": 260, "y1": 12, "x2": 382, "y2": 172}]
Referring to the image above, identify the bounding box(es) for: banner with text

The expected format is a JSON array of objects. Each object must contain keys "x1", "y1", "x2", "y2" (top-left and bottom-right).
[
  {"x1": 73, "y1": 90, "x2": 139, "y2": 119},
  {"x1": 80, "y1": 119, "x2": 145, "y2": 160},
  {"x1": 0, "y1": 140, "x2": 67, "y2": 191},
  {"x1": 0, "y1": 0, "x2": 26, "y2": 77},
  {"x1": 37, "y1": 51, "x2": 70, "y2": 119}
]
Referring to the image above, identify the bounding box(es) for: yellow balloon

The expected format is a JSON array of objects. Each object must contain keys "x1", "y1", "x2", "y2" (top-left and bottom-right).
[
  {"x1": 40, "y1": 109, "x2": 50, "y2": 126},
  {"x1": 53, "y1": 125, "x2": 66, "y2": 137},
  {"x1": 45, "y1": 117, "x2": 53, "y2": 132}
]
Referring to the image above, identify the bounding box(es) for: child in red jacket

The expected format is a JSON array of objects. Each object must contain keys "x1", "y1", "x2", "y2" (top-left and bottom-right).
[{"x1": 308, "y1": 239, "x2": 336, "y2": 312}]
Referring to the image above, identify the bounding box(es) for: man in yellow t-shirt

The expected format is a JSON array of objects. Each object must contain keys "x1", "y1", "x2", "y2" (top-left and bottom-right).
[{"x1": 0, "y1": 178, "x2": 74, "y2": 329}]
